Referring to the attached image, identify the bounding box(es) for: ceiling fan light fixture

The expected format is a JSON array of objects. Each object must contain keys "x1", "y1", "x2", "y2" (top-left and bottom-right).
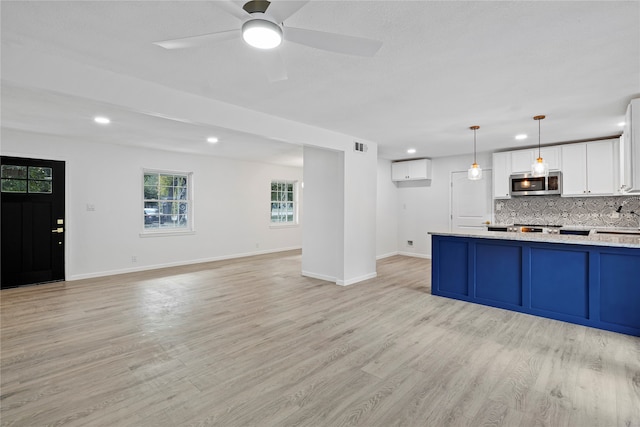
[{"x1": 242, "y1": 18, "x2": 282, "y2": 49}]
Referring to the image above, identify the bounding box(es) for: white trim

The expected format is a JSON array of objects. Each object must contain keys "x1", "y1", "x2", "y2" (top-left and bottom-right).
[
  {"x1": 139, "y1": 231, "x2": 196, "y2": 238},
  {"x1": 337, "y1": 271, "x2": 378, "y2": 286},
  {"x1": 398, "y1": 251, "x2": 431, "y2": 259},
  {"x1": 301, "y1": 270, "x2": 336, "y2": 283},
  {"x1": 67, "y1": 246, "x2": 301, "y2": 281},
  {"x1": 268, "y1": 223, "x2": 299, "y2": 229},
  {"x1": 376, "y1": 251, "x2": 399, "y2": 260}
]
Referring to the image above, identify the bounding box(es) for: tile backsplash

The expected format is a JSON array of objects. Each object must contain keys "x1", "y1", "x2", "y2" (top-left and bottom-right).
[{"x1": 494, "y1": 195, "x2": 640, "y2": 228}]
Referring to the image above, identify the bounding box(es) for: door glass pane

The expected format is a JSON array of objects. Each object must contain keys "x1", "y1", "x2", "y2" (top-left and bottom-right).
[
  {"x1": 1, "y1": 179, "x2": 27, "y2": 193},
  {"x1": 28, "y1": 167, "x2": 52, "y2": 180},
  {"x1": 1, "y1": 165, "x2": 27, "y2": 179},
  {"x1": 28, "y1": 180, "x2": 52, "y2": 194}
]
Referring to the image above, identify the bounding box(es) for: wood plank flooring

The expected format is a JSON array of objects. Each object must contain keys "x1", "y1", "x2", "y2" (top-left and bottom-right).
[{"x1": 1, "y1": 251, "x2": 639, "y2": 426}]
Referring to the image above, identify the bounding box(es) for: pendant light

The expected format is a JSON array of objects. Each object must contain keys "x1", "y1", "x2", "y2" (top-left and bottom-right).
[
  {"x1": 468, "y1": 125, "x2": 482, "y2": 180},
  {"x1": 531, "y1": 115, "x2": 549, "y2": 177}
]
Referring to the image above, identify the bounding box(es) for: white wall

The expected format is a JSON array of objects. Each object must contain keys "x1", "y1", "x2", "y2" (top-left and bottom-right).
[
  {"x1": 392, "y1": 152, "x2": 492, "y2": 258},
  {"x1": 2, "y1": 129, "x2": 303, "y2": 280},
  {"x1": 342, "y1": 145, "x2": 378, "y2": 285},
  {"x1": 376, "y1": 158, "x2": 398, "y2": 258},
  {"x1": 302, "y1": 145, "x2": 378, "y2": 286},
  {"x1": 301, "y1": 146, "x2": 343, "y2": 282}
]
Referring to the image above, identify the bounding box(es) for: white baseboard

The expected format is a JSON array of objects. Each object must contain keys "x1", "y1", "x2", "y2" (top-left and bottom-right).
[
  {"x1": 67, "y1": 246, "x2": 302, "y2": 281},
  {"x1": 376, "y1": 251, "x2": 399, "y2": 260},
  {"x1": 301, "y1": 270, "x2": 378, "y2": 286},
  {"x1": 336, "y1": 271, "x2": 378, "y2": 286},
  {"x1": 301, "y1": 270, "x2": 336, "y2": 283},
  {"x1": 397, "y1": 251, "x2": 431, "y2": 259}
]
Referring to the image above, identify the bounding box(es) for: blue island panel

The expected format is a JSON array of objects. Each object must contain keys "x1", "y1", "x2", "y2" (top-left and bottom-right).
[
  {"x1": 530, "y1": 248, "x2": 589, "y2": 319},
  {"x1": 599, "y1": 253, "x2": 640, "y2": 329},
  {"x1": 476, "y1": 243, "x2": 522, "y2": 306},
  {"x1": 430, "y1": 234, "x2": 640, "y2": 336},
  {"x1": 436, "y1": 239, "x2": 468, "y2": 296}
]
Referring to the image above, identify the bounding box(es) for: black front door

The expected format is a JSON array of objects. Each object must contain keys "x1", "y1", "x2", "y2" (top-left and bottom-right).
[{"x1": 1, "y1": 156, "x2": 65, "y2": 288}]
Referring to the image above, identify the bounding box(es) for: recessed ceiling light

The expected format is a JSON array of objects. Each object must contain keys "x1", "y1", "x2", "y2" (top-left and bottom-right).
[
  {"x1": 407, "y1": 148, "x2": 416, "y2": 154},
  {"x1": 617, "y1": 122, "x2": 625, "y2": 127},
  {"x1": 94, "y1": 116, "x2": 110, "y2": 125},
  {"x1": 207, "y1": 137, "x2": 219, "y2": 143},
  {"x1": 515, "y1": 134, "x2": 527, "y2": 140}
]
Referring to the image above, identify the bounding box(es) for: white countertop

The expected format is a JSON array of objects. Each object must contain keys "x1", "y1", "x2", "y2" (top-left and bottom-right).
[{"x1": 428, "y1": 229, "x2": 640, "y2": 249}]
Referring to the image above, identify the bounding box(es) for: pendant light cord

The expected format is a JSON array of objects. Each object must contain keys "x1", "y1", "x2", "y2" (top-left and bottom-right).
[
  {"x1": 470, "y1": 125, "x2": 479, "y2": 164},
  {"x1": 473, "y1": 128, "x2": 477, "y2": 163},
  {"x1": 538, "y1": 118, "x2": 541, "y2": 158},
  {"x1": 533, "y1": 115, "x2": 545, "y2": 158}
]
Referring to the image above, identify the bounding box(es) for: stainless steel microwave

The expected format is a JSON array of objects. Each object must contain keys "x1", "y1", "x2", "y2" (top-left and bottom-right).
[{"x1": 510, "y1": 171, "x2": 562, "y2": 196}]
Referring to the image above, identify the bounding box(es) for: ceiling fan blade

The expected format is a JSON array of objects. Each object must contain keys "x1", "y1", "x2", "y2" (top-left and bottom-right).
[
  {"x1": 258, "y1": 50, "x2": 288, "y2": 82},
  {"x1": 153, "y1": 29, "x2": 241, "y2": 49},
  {"x1": 213, "y1": 0, "x2": 251, "y2": 20},
  {"x1": 283, "y1": 27, "x2": 382, "y2": 57},
  {"x1": 267, "y1": 1, "x2": 310, "y2": 23}
]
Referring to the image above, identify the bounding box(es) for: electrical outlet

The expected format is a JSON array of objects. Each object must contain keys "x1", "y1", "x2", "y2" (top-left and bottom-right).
[
  {"x1": 407, "y1": 240, "x2": 413, "y2": 246},
  {"x1": 131, "y1": 256, "x2": 137, "y2": 263}
]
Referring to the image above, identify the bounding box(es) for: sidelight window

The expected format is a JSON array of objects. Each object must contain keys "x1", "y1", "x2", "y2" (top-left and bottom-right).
[{"x1": 143, "y1": 170, "x2": 192, "y2": 233}]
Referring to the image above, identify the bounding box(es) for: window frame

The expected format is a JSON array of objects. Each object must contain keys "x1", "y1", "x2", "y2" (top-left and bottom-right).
[
  {"x1": 140, "y1": 168, "x2": 194, "y2": 237},
  {"x1": 269, "y1": 180, "x2": 299, "y2": 227}
]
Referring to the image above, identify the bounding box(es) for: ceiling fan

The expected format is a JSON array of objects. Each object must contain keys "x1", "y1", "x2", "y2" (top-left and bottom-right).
[{"x1": 153, "y1": 0, "x2": 383, "y2": 82}]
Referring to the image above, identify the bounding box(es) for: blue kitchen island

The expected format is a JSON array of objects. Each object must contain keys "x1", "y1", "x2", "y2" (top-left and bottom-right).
[{"x1": 430, "y1": 230, "x2": 640, "y2": 336}]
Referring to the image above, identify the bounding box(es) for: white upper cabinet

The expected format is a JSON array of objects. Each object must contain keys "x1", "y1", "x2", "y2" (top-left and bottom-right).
[
  {"x1": 539, "y1": 146, "x2": 561, "y2": 171},
  {"x1": 492, "y1": 152, "x2": 511, "y2": 199},
  {"x1": 511, "y1": 147, "x2": 561, "y2": 173},
  {"x1": 561, "y1": 140, "x2": 615, "y2": 196},
  {"x1": 561, "y1": 144, "x2": 588, "y2": 195},
  {"x1": 619, "y1": 98, "x2": 640, "y2": 193},
  {"x1": 391, "y1": 159, "x2": 432, "y2": 181},
  {"x1": 510, "y1": 149, "x2": 533, "y2": 173}
]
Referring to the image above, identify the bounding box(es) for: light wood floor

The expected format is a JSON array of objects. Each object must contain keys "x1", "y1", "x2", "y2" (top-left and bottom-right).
[{"x1": 1, "y1": 251, "x2": 639, "y2": 426}]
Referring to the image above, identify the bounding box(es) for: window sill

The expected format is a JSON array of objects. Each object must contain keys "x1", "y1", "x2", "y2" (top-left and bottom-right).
[
  {"x1": 139, "y1": 230, "x2": 195, "y2": 238},
  {"x1": 269, "y1": 223, "x2": 299, "y2": 229}
]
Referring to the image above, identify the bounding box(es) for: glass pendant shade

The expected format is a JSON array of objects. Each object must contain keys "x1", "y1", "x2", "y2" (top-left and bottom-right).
[
  {"x1": 468, "y1": 163, "x2": 482, "y2": 180},
  {"x1": 531, "y1": 157, "x2": 549, "y2": 177},
  {"x1": 468, "y1": 125, "x2": 482, "y2": 181}
]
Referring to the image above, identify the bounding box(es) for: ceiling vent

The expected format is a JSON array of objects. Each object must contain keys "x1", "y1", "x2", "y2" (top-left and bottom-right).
[{"x1": 354, "y1": 141, "x2": 368, "y2": 153}]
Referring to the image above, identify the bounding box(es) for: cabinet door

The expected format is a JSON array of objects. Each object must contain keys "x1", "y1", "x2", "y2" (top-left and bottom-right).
[
  {"x1": 492, "y1": 152, "x2": 511, "y2": 198},
  {"x1": 540, "y1": 146, "x2": 561, "y2": 171},
  {"x1": 409, "y1": 159, "x2": 431, "y2": 180},
  {"x1": 391, "y1": 162, "x2": 409, "y2": 181},
  {"x1": 561, "y1": 144, "x2": 587, "y2": 196},
  {"x1": 586, "y1": 140, "x2": 614, "y2": 195},
  {"x1": 511, "y1": 149, "x2": 534, "y2": 173}
]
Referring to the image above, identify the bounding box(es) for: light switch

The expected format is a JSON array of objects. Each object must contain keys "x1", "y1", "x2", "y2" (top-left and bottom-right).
[{"x1": 86, "y1": 204, "x2": 95, "y2": 211}]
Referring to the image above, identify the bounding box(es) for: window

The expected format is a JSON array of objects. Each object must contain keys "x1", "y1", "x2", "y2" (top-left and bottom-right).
[
  {"x1": 1, "y1": 165, "x2": 53, "y2": 194},
  {"x1": 270, "y1": 180, "x2": 297, "y2": 225},
  {"x1": 143, "y1": 170, "x2": 192, "y2": 232}
]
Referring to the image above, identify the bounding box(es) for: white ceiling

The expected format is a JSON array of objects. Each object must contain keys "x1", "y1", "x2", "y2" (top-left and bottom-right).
[{"x1": 1, "y1": 1, "x2": 638, "y2": 165}]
